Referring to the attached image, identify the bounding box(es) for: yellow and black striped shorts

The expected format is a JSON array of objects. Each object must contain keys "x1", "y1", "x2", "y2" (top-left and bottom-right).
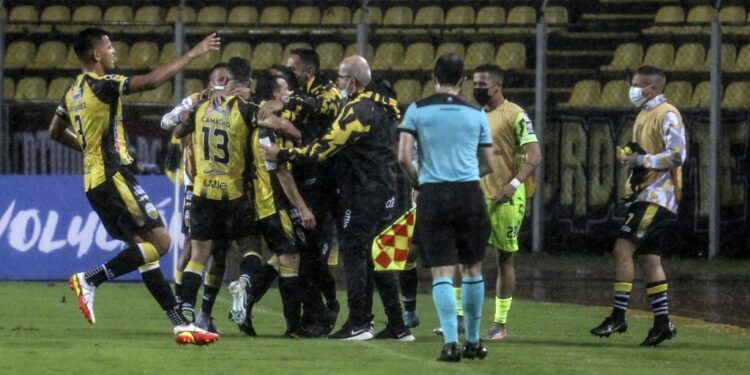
[{"x1": 617, "y1": 202, "x2": 676, "y2": 255}]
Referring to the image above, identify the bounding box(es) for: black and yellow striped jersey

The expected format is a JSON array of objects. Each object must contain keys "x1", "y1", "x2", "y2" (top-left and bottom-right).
[
  {"x1": 251, "y1": 125, "x2": 294, "y2": 219},
  {"x1": 56, "y1": 72, "x2": 133, "y2": 191},
  {"x1": 299, "y1": 75, "x2": 343, "y2": 141},
  {"x1": 190, "y1": 96, "x2": 257, "y2": 200}
]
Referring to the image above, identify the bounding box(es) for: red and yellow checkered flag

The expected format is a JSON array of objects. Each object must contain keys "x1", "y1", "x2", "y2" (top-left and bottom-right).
[{"x1": 372, "y1": 208, "x2": 416, "y2": 271}]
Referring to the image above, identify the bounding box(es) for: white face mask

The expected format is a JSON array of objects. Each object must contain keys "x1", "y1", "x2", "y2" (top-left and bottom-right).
[
  {"x1": 629, "y1": 86, "x2": 648, "y2": 107},
  {"x1": 340, "y1": 78, "x2": 351, "y2": 101}
]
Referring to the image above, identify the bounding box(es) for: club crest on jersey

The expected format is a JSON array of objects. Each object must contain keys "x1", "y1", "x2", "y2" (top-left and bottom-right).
[
  {"x1": 145, "y1": 203, "x2": 159, "y2": 219},
  {"x1": 211, "y1": 106, "x2": 228, "y2": 115},
  {"x1": 72, "y1": 88, "x2": 82, "y2": 100}
]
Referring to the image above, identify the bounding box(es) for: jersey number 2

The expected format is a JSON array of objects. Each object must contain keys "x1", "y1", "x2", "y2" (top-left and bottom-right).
[{"x1": 202, "y1": 127, "x2": 229, "y2": 164}]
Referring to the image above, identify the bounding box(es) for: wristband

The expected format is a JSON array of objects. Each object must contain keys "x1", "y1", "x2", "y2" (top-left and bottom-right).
[{"x1": 510, "y1": 178, "x2": 522, "y2": 189}]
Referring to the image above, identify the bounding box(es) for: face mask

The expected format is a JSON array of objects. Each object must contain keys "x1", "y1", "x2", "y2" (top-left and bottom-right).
[
  {"x1": 340, "y1": 78, "x2": 351, "y2": 101},
  {"x1": 629, "y1": 86, "x2": 648, "y2": 107},
  {"x1": 473, "y1": 88, "x2": 491, "y2": 106}
]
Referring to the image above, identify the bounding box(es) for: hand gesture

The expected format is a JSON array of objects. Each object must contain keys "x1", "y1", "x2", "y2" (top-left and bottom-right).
[
  {"x1": 188, "y1": 33, "x2": 221, "y2": 59},
  {"x1": 493, "y1": 184, "x2": 516, "y2": 206},
  {"x1": 260, "y1": 142, "x2": 281, "y2": 161}
]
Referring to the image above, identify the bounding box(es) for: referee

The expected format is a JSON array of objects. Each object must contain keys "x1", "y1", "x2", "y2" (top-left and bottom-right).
[{"x1": 397, "y1": 54, "x2": 494, "y2": 362}]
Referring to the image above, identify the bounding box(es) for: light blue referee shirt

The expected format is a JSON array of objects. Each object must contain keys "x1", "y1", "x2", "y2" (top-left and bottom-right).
[{"x1": 399, "y1": 93, "x2": 492, "y2": 185}]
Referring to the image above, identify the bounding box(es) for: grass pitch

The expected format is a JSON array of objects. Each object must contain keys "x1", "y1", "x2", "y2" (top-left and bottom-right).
[{"x1": 1, "y1": 282, "x2": 748, "y2": 375}]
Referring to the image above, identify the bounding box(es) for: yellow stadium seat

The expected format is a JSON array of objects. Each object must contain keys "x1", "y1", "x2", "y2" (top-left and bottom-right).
[
  {"x1": 671, "y1": 43, "x2": 705, "y2": 71},
  {"x1": 394, "y1": 79, "x2": 421, "y2": 106},
  {"x1": 414, "y1": 6, "x2": 444, "y2": 26},
  {"x1": 663, "y1": 81, "x2": 692, "y2": 108},
  {"x1": 112, "y1": 41, "x2": 130, "y2": 67},
  {"x1": 322, "y1": 6, "x2": 351, "y2": 25},
  {"x1": 546, "y1": 6, "x2": 569, "y2": 24},
  {"x1": 67, "y1": 5, "x2": 102, "y2": 33},
  {"x1": 654, "y1": 6, "x2": 685, "y2": 23},
  {"x1": 507, "y1": 6, "x2": 536, "y2": 25},
  {"x1": 46, "y1": 78, "x2": 74, "y2": 100},
  {"x1": 352, "y1": 7, "x2": 382, "y2": 25},
  {"x1": 686, "y1": 6, "x2": 714, "y2": 23},
  {"x1": 461, "y1": 80, "x2": 474, "y2": 102},
  {"x1": 5, "y1": 41, "x2": 37, "y2": 69},
  {"x1": 15, "y1": 77, "x2": 46, "y2": 101},
  {"x1": 166, "y1": 6, "x2": 197, "y2": 23},
  {"x1": 291, "y1": 6, "x2": 320, "y2": 25},
  {"x1": 184, "y1": 79, "x2": 204, "y2": 96},
  {"x1": 445, "y1": 6, "x2": 475, "y2": 26},
  {"x1": 435, "y1": 43, "x2": 465, "y2": 60},
  {"x1": 260, "y1": 6, "x2": 290, "y2": 25},
  {"x1": 344, "y1": 43, "x2": 374, "y2": 60},
  {"x1": 196, "y1": 6, "x2": 226, "y2": 24},
  {"x1": 317, "y1": 43, "x2": 344, "y2": 70},
  {"x1": 732, "y1": 44, "x2": 750, "y2": 72},
  {"x1": 40, "y1": 5, "x2": 71, "y2": 23},
  {"x1": 598, "y1": 80, "x2": 630, "y2": 108},
  {"x1": 9, "y1": 5, "x2": 38, "y2": 22},
  {"x1": 252, "y1": 43, "x2": 283, "y2": 70},
  {"x1": 187, "y1": 47, "x2": 220, "y2": 70},
  {"x1": 383, "y1": 6, "x2": 413, "y2": 26},
  {"x1": 221, "y1": 42, "x2": 252, "y2": 62},
  {"x1": 560, "y1": 80, "x2": 601, "y2": 107},
  {"x1": 702, "y1": 43, "x2": 736, "y2": 71},
  {"x1": 465, "y1": 42, "x2": 495, "y2": 70},
  {"x1": 5, "y1": 78, "x2": 15, "y2": 99},
  {"x1": 602, "y1": 43, "x2": 643, "y2": 71},
  {"x1": 719, "y1": 6, "x2": 746, "y2": 24},
  {"x1": 495, "y1": 42, "x2": 526, "y2": 70},
  {"x1": 689, "y1": 81, "x2": 710, "y2": 108},
  {"x1": 228, "y1": 6, "x2": 258, "y2": 25},
  {"x1": 643, "y1": 43, "x2": 675, "y2": 69},
  {"x1": 160, "y1": 43, "x2": 178, "y2": 65},
  {"x1": 103, "y1": 6, "x2": 133, "y2": 33},
  {"x1": 65, "y1": 46, "x2": 80, "y2": 68},
  {"x1": 126, "y1": 41, "x2": 159, "y2": 69},
  {"x1": 722, "y1": 81, "x2": 750, "y2": 109},
  {"x1": 398, "y1": 43, "x2": 435, "y2": 71},
  {"x1": 476, "y1": 6, "x2": 505, "y2": 25},
  {"x1": 29, "y1": 41, "x2": 67, "y2": 69},
  {"x1": 421, "y1": 80, "x2": 435, "y2": 98},
  {"x1": 283, "y1": 42, "x2": 313, "y2": 62},
  {"x1": 141, "y1": 83, "x2": 173, "y2": 103},
  {"x1": 132, "y1": 6, "x2": 163, "y2": 33},
  {"x1": 372, "y1": 43, "x2": 404, "y2": 70}
]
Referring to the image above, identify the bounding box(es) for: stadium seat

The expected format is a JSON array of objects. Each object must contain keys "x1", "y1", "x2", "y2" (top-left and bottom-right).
[
  {"x1": 601, "y1": 43, "x2": 643, "y2": 71},
  {"x1": 228, "y1": 6, "x2": 258, "y2": 25},
  {"x1": 322, "y1": 6, "x2": 351, "y2": 25},
  {"x1": 670, "y1": 43, "x2": 705, "y2": 71},
  {"x1": 252, "y1": 43, "x2": 283, "y2": 70},
  {"x1": 372, "y1": 43, "x2": 404, "y2": 70},
  {"x1": 414, "y1": 6, "x2": 444, "y2": 26},
  {"x1": 546, "y1": 6, "x2": 569, "y2": 24},
  {"x1": 187, "y1": 47, "x2": 220, "y2": 70},
  {"x1": 383, "y1": 6, "x2": 413, "y2": 26},
  {"x1": 643, "y1": 43, "x2": 675, "y2": 69},
  {"x1": 435, "y1": 43, "x2": 465, "y2": 60},
  {"x1": 184, "y1": 79, "x2": 204, "y2": 96},
  {"x1": 597, "y1": 80, "x2": 630, "y2": 108},
  {"x1": 159, "y1": 43, "x2": 178, "y2": 65},
  {"x1": 126, "y1": 41, "x2": 159, "y2": 69},
  {"x1": 421, "y1": 80, "x2": 435, "y2": 98},
  {"x1": 654, "y1": 5, "x2": 685, "y2": 23},
  {"x1": 140, "y1": 82, "x2": 172, "y2": 103},
  {"x1": 7, "y1": 5, "x2": 38, "y2": 32},
  {"x1": 507, "y1": 6, "x2": 536, "y2": 25},
  {"x1": 686, "y1": 6, "x2": 715, "y2": 23},
  {"x1": 445, "y1": 6, "x2": 475, "y2": 26},
  {"x1": 317, "y1": 43, "x2": 344, "y2": 70},
  {"x1": 461, "y1": 80, "x2": 475, "y2": 102},
  {"x1": 393, "y1": 79, "x2": 421, "y2": 106},
  {"x1": 495, "y1": 42, "x2": 526, "y2": 70},
  {"x1": 663, "y1": 81, "x2": 692, "y2": 108},
  {"x1": 732, "y1": 44, "x2": 750, "y2": 72},
  {"x1": 29, "y1": 41, "x2": 67, "y2": 69},
  {"x1": 103, "y1": 6, "x2": 133, "y2": 33},
  {"x1": 4, "y1": 41, "x2": 37, "y2": 69},
  {"x1": 221, "y1": 42, "x2": 252, "y2": 62},
  {"x1": 4, "y1": 78, "x2": 15, "y2": 99},
  {"x1": 560, "y1": 80, "x2": 601, "y2": 107},
  {"x1": 64, "y1": 46, "x2": 80, "y2": 68},
  {"x1": 40, "y1": 5, "x2": 71, "y2": 23},
  {"x1": 260, "y1": 6, "x2": 290, "y2": 25},
  {"x1": 46, "y1": 77, "x2": 74, "y2": 100},
  {"x1": 283, "y1": 42, "x2": 313, "y2": 62},
  {"x1": 344, "y1": 43, "x2": 374, "y2": 60},
  {"x1": 398, "y1": 43, "x2": 435, "y2": 71},
  {"x1": 15, "y1": 77, "x2": 46, "y2": 101},
  {"x1": 719, "y1": 6, "x2": 746, "y2": 24},
  {"x1": 722, "y1": 81, "x2": 750, "y2": 109},
  {"x1": 465, "y1": 42, "x2": 495, "y2": 70},
  {"x1": 166, "y1": 6, "x2": 197, "y2": 23},
  {"x1": 290, "y1": 6, "x2": 320, "y2": 25},
  {"x1": 702, "y1": 43, "x2": 736, "y2": 71},
  {"x1": 352, "y1": 7, "x2": 382, "y2": 25},
  {"x1": 196, "y1": 6, "x2": 226, "y2": 24},
  {"x1": 132, "y1": 6, "x2": 163, "y2": 33},
  {"x1": 476, "y1": 6, "x2": 505, "y2": 25},
  {"x1": 112, "y1": 41, "x2": 130, "y2": 67},
  {"x1": 689, "y1": 81, "x2": 710, "y2": 108},
  {"x1": 68, "y1": 5, "x2": 102, "y2": 33}
]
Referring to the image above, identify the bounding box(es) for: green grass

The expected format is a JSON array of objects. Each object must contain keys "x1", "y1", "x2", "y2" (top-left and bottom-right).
[{"x1": 1, "y1": 282, "x2": 748, "y2": 375}]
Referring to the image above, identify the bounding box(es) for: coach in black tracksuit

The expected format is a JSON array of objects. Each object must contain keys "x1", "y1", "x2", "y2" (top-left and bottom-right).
[{"x1": 262, "y1": 55, "x2": 412, "y2": 341}]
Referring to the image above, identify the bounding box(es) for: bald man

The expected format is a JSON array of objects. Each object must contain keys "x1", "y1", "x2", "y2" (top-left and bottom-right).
[
  {"x1": 262, "y1": 56, "x2": 412, "y2": 341},
  {"x1": 591, "y1": 65, "x2": 686, "y2": 347}
]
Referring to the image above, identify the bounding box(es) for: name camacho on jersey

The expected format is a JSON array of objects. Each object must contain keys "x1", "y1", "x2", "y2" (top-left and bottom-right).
[
  {"x1": 56, "y1": 73, "x2": 133, "y2": 191},
  {"x1": 479, "y1": 100, "x2": 538, "y2": 200},
  {"x1": 190, "y1": 96, "x2": 257, "y2": 200}
]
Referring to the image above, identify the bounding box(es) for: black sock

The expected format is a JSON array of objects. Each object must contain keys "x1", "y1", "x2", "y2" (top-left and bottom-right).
[
  {"x1": 179, "y1": 272, "x2": 203, "y2": 322},
  {"x1": 140, "y1": 267, "x2": 178, "y2": 312},
  {"x1": 84, "y1": 265, "x2": 111, "y2": 287},
  {"x1": 166, "y1": 304, "x2": 188, "y2": 327},
  {"x1": 646, "y1": 280, "x2": 670, "y2": 327},
  {"x1": 240, "y1": 255, "x2": 263, "y2": 282},
  {"x1": 320, "y1": 267, "x2": 337, "y2": 304},
  {"x1": 201, "y1": 284, "x2": 220, "y2": 315},
  {"x1": 250, "y1": 264, "x2": 279, "y2": 304},
  {"x1": 399, "y1": 267, "x2": 418, "y2": 311},
  {"x1": 104, "y1": 246, "x2": 146, "y2": 280},
  {"x1": 174, "y1": 282, "x2": 182, "y2": 304},
  {"x1": 279, "y1": 276, "x2": 301, "y2": 332}
]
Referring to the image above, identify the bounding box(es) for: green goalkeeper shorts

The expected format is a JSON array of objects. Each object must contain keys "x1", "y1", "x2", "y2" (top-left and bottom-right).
[{"x1": 485, "y1": 184, "x2": 526, "y2": 252}]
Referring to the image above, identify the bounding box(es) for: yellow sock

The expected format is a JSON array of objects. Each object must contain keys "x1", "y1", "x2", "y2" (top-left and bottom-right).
[
  {"x1": 494, "y1": 297, "x2": 513, "y2": 324},
  {"x1": 455, "y1": 287, "x2": 463, "y2": 316},
  {"x1": 174, "y1": 270, "x2": 183, "y2": 284},
  {"x1": 137, "y1": 242, "x2": 160, "y2": 264},
  {"x1": 204, "y1": 272, "x2": 221, "y2": 288},
  {"x1": 185, "y1": 260, "x2": 205, "y2": 275}
]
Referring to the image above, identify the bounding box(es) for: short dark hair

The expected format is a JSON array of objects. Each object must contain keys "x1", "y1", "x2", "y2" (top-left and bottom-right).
[
  {"x1": 269, "y1": 64, "x2": 298, "y2": 92},
  {"x1": 206, "y1": 62, "x2": 228, "y2": 83},
  {"x1": 227, "y1": 57, "x2": 252, "y2": 83},
  {"x1": 434, "y1": 53, "x2": 464, "y2": 86},
  {"x1": 291, "y1": 48, "x2": 320, "y2": 72},
  {"x1": 474, "y1": 64, "x2": 504, "y2": 82},
  {"x1": 74, "y1": 28, "x2": 109, "y2": 62},
  {"x1": 255, "y1": 72, "x2": 280, "y2": 101},
  {"x1": 635, "y1": 65, "x2": 665, "y2": 79}
]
